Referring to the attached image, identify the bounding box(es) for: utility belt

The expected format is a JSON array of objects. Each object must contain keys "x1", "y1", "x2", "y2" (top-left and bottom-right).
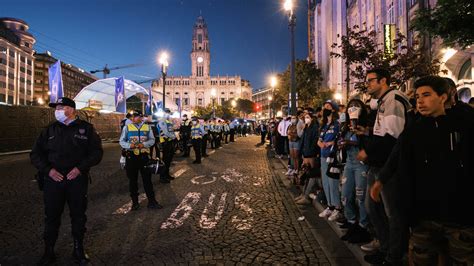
[{"x1": 123, "y1": 149, "x2": 150, "y2": 157}]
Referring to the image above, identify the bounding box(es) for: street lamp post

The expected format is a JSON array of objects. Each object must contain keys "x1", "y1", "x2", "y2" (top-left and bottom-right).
[
  {"x1": 267, "y1": 95, "x2": 273, "y2": 119},
  {"x1": 284, "y1": 0, "x2": 296, "y2": 116},
  {"x1": 270, "y1": 75, "x2": 277, "y2": 119},
  {"x1": 211, "y1": 88, "x2": 217, "y2": 119},
  {"x1": 159, "y1": 52, "x2": 169, "y2": 110}
]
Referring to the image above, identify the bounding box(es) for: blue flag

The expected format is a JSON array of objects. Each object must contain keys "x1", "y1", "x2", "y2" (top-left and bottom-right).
[
  {"x1": 156, "y1": 101, "x2": 163, "y2": 111},
  {"x1": 115, "y1": 76, "x2": 126, "y2": 113},
  {"x1": 145, "y1": 87, "x2": 153, "y2": 115},
  {"x1": 48, "y1": 60, "x2": 63, "y2": 103}
]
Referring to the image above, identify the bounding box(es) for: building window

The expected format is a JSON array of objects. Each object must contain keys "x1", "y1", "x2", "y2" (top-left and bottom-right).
[
  {"x1": 9, "y1": 62, "x2": 14, "y2": 68},
  {"x1": 27, "y1": 69, "x2": 32, "y2": 75},
  {"x1": 24, "y1": 43, "x2": 30, "y2": 48},
  {"x1": 375, "y1": 16, "x2": 380, "y2": 32},
  {"x1": 9, "y1": 50, "x2": 14, "y2": 57},
  {"x1": 8, "y1": 73, "x2": 14, "y2": 79},
  {"x1": 398, "y1": 0, "x2": 403, "y2": 17},
  {"x1": 388, "y1": 2, "x2": 395, "y2": 24},
  {"x1": 0, "y1": 93, "x2": 5, "y2": 102},
  {"x1": 0, "y1": 58, "x2": 5, "y2": 65},
  {"x1": 184, "y1": 98, "x2": 189, "y2": 105},
  {"x1": 221, "y1": 98, "x2": 225, "y2": 105},
  {"x1": 198, "y1": 34, "x2": 202, "y2": 44},
  {"x1": 20, "y1": 56, "x2": 25, "y2": 62},
  {"x1": 20, "y1": 66, "x2": 25, "y2": 73},
  {"x1": 0, "y1": 69, "x2": 5, "y2": 76},
  {"x1": 410, "y1": 0, "x2": 417, "y2": 7},
  {"x1": 211, "y1": 80, "x2": 217, "y2": 85},
  {"x1": 0, "y1": 81, "x2": 6, "y2": 88}
]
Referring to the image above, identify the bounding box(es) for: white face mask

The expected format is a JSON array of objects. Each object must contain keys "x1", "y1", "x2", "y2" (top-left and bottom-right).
[
  {"x1": 192, "y1": 121, "x2": 197, "y2": 125},
  {"x1": 291, "y1": 119, "x2": 297, "y2": 124},
  {"x1": 369, "y1": 98, "x2": 379, "y2": 110},
  {"x1": 54, "y1": 110, "x2": 68, "y2": 123},
  {"x1": 304, "y1": 118, "x2": 311, "y2": 124}
]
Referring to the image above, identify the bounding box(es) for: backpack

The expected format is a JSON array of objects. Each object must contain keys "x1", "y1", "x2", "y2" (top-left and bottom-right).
[{"x1": 287, "y1": 124, "x2": 298, "y2": 141}]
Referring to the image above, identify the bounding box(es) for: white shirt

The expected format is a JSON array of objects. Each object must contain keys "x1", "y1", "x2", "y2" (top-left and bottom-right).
[{"x1": 278, "y1": 120, "x2": 291, "y2": 136}]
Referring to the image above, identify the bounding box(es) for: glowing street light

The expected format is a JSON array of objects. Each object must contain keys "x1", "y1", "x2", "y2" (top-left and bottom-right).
[
  {"x1": 334, "y1": 92, "x2": 343, "y2": 104},
  {"x1": 37, "y1": 97, "x2": 44, "y2": 105},
  {"x1": 231, "y1": 99, "x2": 237, "y2": 108}
]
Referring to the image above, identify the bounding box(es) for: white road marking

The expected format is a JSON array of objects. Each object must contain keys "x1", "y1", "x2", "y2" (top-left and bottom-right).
[
  {"x1": 199, "y1": 193, "x2": 228, "y2": 229},
  {"x1": 173, "y1": 167, "x2": 188, "y2": 178},
  {"x1": 191, "y1": 175, "x2": 217, "y2": 185},
  {"x1": 113, "y1": 194, "x2": 147, "y2": 215},
  {"x1": 160, "y1": 192, "x2": 201, "y2": 229},
  {"x1": 231, "y1": 192, "x2": 253, "y2": 230}
]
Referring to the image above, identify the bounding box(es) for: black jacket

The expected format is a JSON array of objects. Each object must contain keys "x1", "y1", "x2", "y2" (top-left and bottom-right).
[
  {"x1": 301, "y1": 121, "x2": 320, "y2": 157},
  {"x1": 399, "y1": 115, "x2": 474, "y2": 226},
  {"x1": 30, "y1": 119, "x2": 103, "y2": 176}
]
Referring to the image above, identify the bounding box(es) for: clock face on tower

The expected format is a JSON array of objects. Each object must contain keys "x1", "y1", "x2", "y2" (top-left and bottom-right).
[{"x1": 197, "y1": 56, "x2": 203, "y2": 63}]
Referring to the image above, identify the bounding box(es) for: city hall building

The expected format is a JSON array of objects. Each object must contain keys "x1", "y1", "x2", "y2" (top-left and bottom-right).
[{"x1": 152, "y1": 16, "x2": 252, "y2": 112}]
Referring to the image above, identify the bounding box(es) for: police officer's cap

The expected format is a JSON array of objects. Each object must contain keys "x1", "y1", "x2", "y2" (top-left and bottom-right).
[
  {"x1": 191, "y1": 116, "x2": 199, "y2": 120},
  {"x1": 130, "y1": 109, "x2": 143, "y2": 117},
  {"x1": 48, "y1": 97, "x2": 76, "y2": 109}
]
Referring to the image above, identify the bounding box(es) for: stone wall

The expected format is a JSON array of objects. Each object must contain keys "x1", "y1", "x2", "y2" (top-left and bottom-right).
[{"x1": 0, "y1": 105, "x2": 124, "y2": 153}]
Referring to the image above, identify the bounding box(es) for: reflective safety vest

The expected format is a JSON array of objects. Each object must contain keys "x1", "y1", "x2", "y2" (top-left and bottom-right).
[
  {"x1": 127, "y1": 123, "x2": 150, "y2": 155},
  {"x1": 159, "y1": 120, "x2": 174, "y2": 143},
  {"x1": 191, "y1": 124, "x2": 202, "y2": 139}
]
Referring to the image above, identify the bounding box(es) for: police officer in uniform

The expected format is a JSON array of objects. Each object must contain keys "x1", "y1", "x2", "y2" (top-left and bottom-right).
[
  {"x1": 157, "y1": 109, "x2": 176, "y2": 183},
  {"x1": 119, "y1": 110, "x2": 162, "y2": 211},
  {"x1": 201, "y1": 119, "x2": 210, "y2": 157},
  {"x1": 179, "y1": 114, "x2": 192, "y2": 157},
  {"x1": 190, "y1": 116, "x2": 205, "y2": 164},
  {"x1": 30, "y1": 97, "x2": 103, "y2": 265}
]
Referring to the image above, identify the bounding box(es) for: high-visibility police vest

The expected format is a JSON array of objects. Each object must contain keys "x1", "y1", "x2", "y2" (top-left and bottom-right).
[
  {"x1": 127, "y1": 123, "x2": 150, "y2": 155},
  {"x1": 159, "y1": 120, "x2": 174, "y2": 143},
  {"x1": 191, "y1": 124, "x2": 202, "y2": 139}
]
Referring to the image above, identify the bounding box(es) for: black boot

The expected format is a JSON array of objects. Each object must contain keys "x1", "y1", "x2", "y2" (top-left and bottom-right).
[
  {"x1": 147, "y1": 199, "x2": 163, "y2": 209},
  {"x1": 72, "y1": 239, "x2": 90, "y2": 265},
  {"x1": 37, "y1": 245, "x2": 56, "y2": 266},
  {"x1": 131, "y1": 196, "x2": 140, "y2": 211}
]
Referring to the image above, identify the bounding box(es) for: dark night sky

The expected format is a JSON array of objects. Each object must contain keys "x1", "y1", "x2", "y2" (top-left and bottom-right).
[{"x1": 2, "y1": 0, "x2": 309, "y2": 90}]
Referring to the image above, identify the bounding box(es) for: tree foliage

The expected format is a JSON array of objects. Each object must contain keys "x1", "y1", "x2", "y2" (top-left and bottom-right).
[
  {"x1": 193, "y1": 102, "x2": 239, "y2": 120},
  {"x1": 273, "y1": 60, "x2": 324, "y2": 108},
  {"x1": 412, "y1": 0, "x2": 474, "y2": 49},
  {"x1": 330, "y1": 25, "x2": 445, "y2": 92}
]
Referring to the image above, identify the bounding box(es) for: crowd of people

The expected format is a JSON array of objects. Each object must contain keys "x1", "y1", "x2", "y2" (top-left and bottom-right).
[{"x1": 258, "y1": 69, "x2": 474, "y2": 266}]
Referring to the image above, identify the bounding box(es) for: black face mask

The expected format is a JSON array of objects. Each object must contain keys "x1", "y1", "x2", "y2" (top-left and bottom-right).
[{"x1": 323, "y1": 109, "x2": 332, "y2": 118}]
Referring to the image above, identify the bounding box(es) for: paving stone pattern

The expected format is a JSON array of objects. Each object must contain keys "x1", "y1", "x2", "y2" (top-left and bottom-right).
[{"x1": 0, "y1": 137, "x2": 332, "y2": 265}]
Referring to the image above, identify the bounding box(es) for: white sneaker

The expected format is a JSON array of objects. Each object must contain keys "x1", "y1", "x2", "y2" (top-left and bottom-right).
[
  {"x1": 360, "y1": 239, "x2": 380, "y2": 252},
  {"x1": 285, "y1": 169, "x2": 293, "y2": 175},
  {"x1": 319, "y1": 207, "x2": 333, "y2": 218},
  {"x1": 308, "y1": 193, "x2": 317, "y2": 200},
  {"x1": 328, "y1": 209, "x2": 343, "y2": 221}
]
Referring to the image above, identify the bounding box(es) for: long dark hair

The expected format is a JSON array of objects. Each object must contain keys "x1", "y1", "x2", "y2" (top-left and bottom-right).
[{"x1": 321, "y1": 110, "x2": 339, "y2": 130}]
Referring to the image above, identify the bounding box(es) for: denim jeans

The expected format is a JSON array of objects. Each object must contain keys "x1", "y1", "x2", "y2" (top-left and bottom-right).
[
  {"x1": 366, "y1": 167, "x2": 407, "y2": 264},
  {"x1": 321, "y1": 157, "x2": 341, "y2": 208},
  {"x1": 342, "y1": 160, "x2": 368, "y2": 227}
]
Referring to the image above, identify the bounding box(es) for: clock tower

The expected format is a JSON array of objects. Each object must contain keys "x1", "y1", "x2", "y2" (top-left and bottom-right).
[{"x1": 191, "y1": 16, "x2": 210, "y2": 77}]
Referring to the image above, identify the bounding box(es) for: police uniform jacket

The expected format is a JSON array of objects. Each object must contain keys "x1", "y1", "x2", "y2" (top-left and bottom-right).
[
  {"x1": 119, "y1": 122, "x2": 155, "y2": 153},
  {"x1": 158, "y1": 118, "x2": 176, "y2": 142},
  {"x1": 30, "y1": 119, "x2": 103, "y2": 176}
]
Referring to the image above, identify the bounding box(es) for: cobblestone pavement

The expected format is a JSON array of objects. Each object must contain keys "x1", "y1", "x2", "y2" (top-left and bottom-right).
[{"x1": 0, "y1": 136, "x2": 356, "y2": 265}]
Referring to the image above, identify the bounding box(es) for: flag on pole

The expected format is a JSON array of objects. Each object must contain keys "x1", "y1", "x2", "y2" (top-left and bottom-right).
[
  {"x1": 145, "y1": 87, "x2": 153, "y2": 115},
  {"x1": 48, "y1": 60, "x2": 64, "y2": 103},
  {"x1": 156, "y1": 101, "x2": 163, "y2": 111},
  {"x1": 115, "y1": 76, "x2": 126, "y2": 113}
]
